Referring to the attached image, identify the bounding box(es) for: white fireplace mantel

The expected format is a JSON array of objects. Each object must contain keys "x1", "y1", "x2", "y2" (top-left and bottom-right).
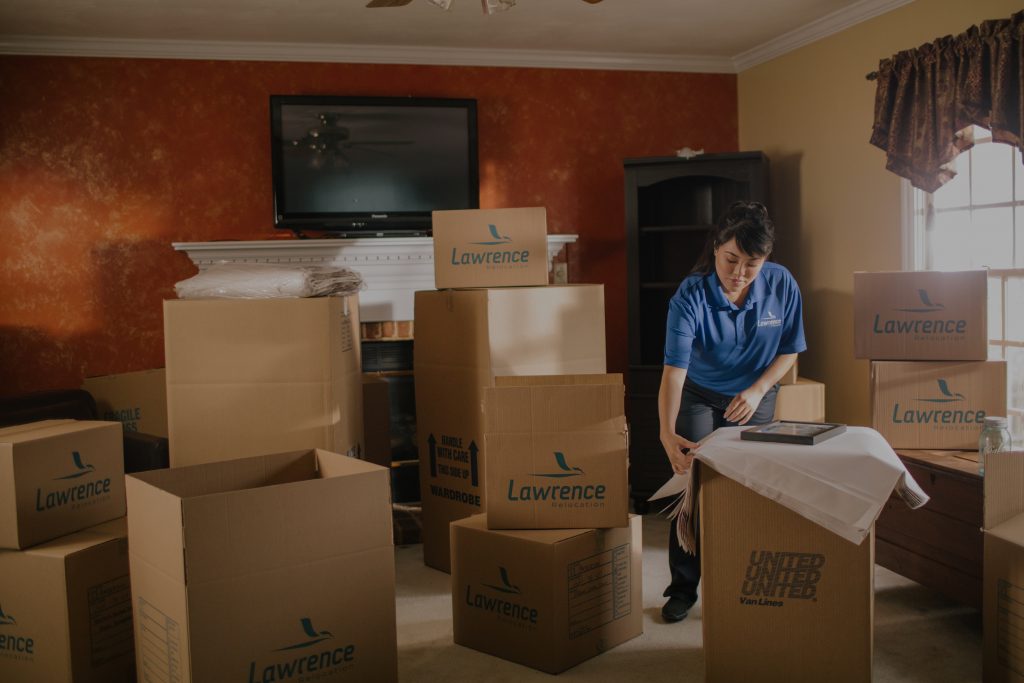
[{"x1": 172, "y1": 235, "x2": 577, "y2": 322}]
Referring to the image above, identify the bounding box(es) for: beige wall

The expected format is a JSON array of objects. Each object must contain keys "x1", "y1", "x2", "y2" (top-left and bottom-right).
[{"x1": 738, "y1": 0, "x2": 1020, "y2": 426}]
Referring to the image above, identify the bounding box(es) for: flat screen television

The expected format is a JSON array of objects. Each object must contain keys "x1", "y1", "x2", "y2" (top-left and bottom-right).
[{"x1": 270, "y1": 95, "x2": 479, "y2": 236}]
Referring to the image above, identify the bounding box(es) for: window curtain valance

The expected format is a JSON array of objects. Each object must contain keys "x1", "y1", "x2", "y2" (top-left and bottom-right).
[{"x1": 869, "y1": 10, "x2": 1024, "y2": 193}]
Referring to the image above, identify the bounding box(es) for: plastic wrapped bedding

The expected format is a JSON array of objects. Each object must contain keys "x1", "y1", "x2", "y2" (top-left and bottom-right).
[{"x1": 174, "y1": 262, "x2": 364, "y2": 299}]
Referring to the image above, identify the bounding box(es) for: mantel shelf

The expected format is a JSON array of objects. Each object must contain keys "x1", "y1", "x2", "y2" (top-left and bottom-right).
[{"x1": 173, "y1": 235, "x2": 578, "y2": 323}]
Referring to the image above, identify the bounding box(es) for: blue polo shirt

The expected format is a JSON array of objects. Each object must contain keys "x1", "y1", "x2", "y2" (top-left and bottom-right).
[{"x1": 664, "y1": 262, "x2": 806, "y2": 395}]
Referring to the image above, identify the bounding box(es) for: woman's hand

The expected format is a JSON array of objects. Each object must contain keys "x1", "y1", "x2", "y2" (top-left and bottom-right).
[
  {"x1": 724, "y1": 385, "x2": 766, "y2": 425},
  {"x1": 661, "y1": 432, "x2": 699, "y2": 474}
]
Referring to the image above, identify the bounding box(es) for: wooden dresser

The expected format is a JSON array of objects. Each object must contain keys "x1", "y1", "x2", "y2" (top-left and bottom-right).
[{"x1": 875, "y1": 449, "x2": 983, "y2": 608}]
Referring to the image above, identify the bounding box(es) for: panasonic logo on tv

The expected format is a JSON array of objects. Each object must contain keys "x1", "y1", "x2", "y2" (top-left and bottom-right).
[
  {"x1": 35, "y1": 452, "x2": 112, "y2": 513},
  {"x1": 506, "y1": 452, "x2": 606, "y2": 504},
  {"x1": 464, "y1": 567, "x2": 539, "y2": 626},
  {"x1": 872, "y1": 289, "x2": 967, "y2": 336},
  {"x1": 891, "y1": 379, "x2": 985, "y2": 425},
  {"x1": 247, "y1": 618, "x2": 356, "y2": 683},
  {"x1": 450, "y1": 223, "x2": 530, "y2": 267}
]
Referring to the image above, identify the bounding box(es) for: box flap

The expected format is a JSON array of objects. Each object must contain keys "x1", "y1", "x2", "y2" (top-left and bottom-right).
[
  {"x1": 0, "y1": 419, "x2": 76, "y2": 438},
  {"x1": 18, "y1": 517, "x2": 128, "y2": 559},
  {"x1": 984, "y1": 451, "x2": 1024, "y2": 531},
  {"x1": 0, "y1": 420, "x2": 119, "y2": 444},
  {"x1": 493, "y1": 373, "x2": 622, "y2": 388},
  {"x1": 485, "y1": 378, "x2": 624, "y2": 434},
  {"x1": 452, "y1": 513, "x2": 591, "y2": 545},
  {"x1": 125, "y1": 476, "x2": 186, "y2": 585}
]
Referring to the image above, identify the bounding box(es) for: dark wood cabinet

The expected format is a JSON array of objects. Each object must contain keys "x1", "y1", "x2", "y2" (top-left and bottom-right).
[{"x1": 624, "y1": 153, "x2": 769, "y2": 506}]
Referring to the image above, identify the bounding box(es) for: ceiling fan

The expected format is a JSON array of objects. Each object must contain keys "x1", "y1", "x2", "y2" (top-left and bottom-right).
[{"x1": 367, "y1": 0, "x2": 603, "y2": 14}]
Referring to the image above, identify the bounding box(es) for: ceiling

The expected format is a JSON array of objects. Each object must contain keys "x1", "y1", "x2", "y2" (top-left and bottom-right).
[{"x1": 0, "y1": 0, "x2": 912, "y2": 72}]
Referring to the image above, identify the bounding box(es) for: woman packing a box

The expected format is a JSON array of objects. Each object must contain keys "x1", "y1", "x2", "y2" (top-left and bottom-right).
[{"x1": 657, "y1": 201, "x2": 806, "y2": 623}]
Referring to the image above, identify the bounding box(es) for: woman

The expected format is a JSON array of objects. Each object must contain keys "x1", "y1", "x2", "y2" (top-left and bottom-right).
[{"x1": 658, "y1": 201, "x2": 806, "y2": 623}]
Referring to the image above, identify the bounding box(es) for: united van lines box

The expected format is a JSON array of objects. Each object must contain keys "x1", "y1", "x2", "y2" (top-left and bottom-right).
[
  {"x1": 854, "y1": 270, "x2": 987, "y2": 360},
  {"x1": 982, "y1": 452, "x2": 1024, "y2": 681},
  {"x1": 0, "y1": 420, "x2": 125, "y2": 550},
  {"x1": 432, "y1": 207, "x2": 549, "y2": 289},
  {"x1": 0, "y1": 518, "x2": 133, "y2": 683},
  {"x1": 451, "y1": 514, "x2": 642, "y2": 674},
  {"x1": 871, "y1": 360, "x2": 1007, "y2": 449},
  {"x1": 126, "y1": 449, "x2": 397, "y2": 683},
  {"x1": 82, "y1": 368, "x2": 168, "y2": 437},
  {"x1": 415, "y1": 285, "x2": 606, "y2": 571},
  {"x1": 484, "y1": 374, "x2": 628, "y2": 530},
  {"x1": 774, "y1": 378, "x2": 825, "y2": 423},
  {"x1": 164, "y1": 296, "x2": 363, "y2": 468},
  {"x1": 701, "y1": 468, "x2": 873, "y2": 682}
]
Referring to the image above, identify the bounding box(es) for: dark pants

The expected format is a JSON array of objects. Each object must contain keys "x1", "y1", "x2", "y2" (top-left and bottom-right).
[{"x1": 663, "y1": 379, "x2": 779, "y2": 603}]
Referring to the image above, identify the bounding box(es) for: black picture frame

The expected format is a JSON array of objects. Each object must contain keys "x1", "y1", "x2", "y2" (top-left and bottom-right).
[{"x1": 739, "y1": 420, "x2": 847, "y2": 446}]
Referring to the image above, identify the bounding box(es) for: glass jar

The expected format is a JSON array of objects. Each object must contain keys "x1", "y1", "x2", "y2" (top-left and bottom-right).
[{"x1": 979, "y1": 416, "x2": 1013, "y2": 477}]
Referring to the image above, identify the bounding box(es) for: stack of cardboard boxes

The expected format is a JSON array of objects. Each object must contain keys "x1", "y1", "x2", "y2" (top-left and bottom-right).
[
  {"x1": 127, "y1": 289, "x2": 400, "y2": 681},
  {"x1": 418, "y1": 207, "x2": 643, "y2": 673},
  {"x1": 855, "y1": 270, "x2": 1007, "y2": 451},
  {"x1": 0, "y1": 420, "x2": 134, "y2": 682}
]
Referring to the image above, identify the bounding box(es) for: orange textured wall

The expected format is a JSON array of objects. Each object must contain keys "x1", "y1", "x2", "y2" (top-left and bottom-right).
[{"x1": 0, "y1": 56, "x2": 737, "y2": 396}]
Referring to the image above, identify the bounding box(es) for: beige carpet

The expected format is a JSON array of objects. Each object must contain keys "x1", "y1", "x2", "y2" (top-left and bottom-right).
[{"x1": 395, "y1": 514, "x2": 982, "y2": 682}]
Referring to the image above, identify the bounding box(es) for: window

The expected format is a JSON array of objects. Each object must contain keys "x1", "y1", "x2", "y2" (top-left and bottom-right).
[{"x1": 909, "y1": 126, "x2": 1024, "y2": 442}]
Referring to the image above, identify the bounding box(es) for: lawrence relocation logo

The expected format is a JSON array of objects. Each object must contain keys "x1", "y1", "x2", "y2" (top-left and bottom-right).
[
  {"x1": 757, "y1": 310, "x2": 782, "y2": 328},
  {"x1": 450, "y1": 223, "x2": 531, "y2": 268},
  {"x1": 465, "y1": 567, "x2": 539, "y2": 628},
  {"x1": 872, "y1": 288, "x2": 968, "y2": 337},
  {"x1": 740, "y1": 550, "x2": 825, "y2": 607},
  {"x1": 891, "y1": 379, "x2": 985, "y2": 426},
  {"x1": 506, "y1": 452, "x2": 606, "y2": 508},
  {"x1": 248, "y1": 618, "x2": 356, "y2": 683},
  {"x1": 0, "y1": 603, "x2": 35, "y2": 663},
  {"x1": 35, "y1": 452, "x2": 112, "y2": 513}
]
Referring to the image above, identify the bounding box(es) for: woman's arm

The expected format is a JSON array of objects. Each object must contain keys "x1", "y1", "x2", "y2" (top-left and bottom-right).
[
  {"x1": 723, "y1": 352, "x2": 798, "y2": 424},
  {"x1": 658, "y1": 364, "x2": 700, "y2": 474}
]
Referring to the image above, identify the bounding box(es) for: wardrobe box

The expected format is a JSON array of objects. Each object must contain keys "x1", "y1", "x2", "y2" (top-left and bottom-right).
[
  {"x1": 164, "y1": 295, "x2": 363, "y2": 468},
  {"x1": 415, "y1": 285, "x2": 606, "y2": 571}
]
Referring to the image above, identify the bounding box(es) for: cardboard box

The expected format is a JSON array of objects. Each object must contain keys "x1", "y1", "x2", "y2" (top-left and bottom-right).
[
  {"x1": 854, "y1": 270, "x2": 988, "y2": 360},
  {"x1": 0, "y1": 518, "x2": 133, "y2": 682},
  {"x1": 0, "y1": 420, "x2": 126, "y2": 550},
  {"x1": 451, "y1": 514, "x2": 642, "y2": 674},
  {"x1": 82, "y1": 368, "x2": 168, "y2": 438},
  {"x1": 779, "y1": 360, "x2": 799, "y2": 385},
  {"x1": 415, "y1": 285, "x2": 607, "y2": 571},
  {"x1": 871, "y1": 361, "x2": 1007, "y2": 449},
  {"x1": 774, "y1": 378, "x2": 825, "y2": 423},
  {"x1": 164, "y1": 295, "x2": 363, "y2": 468},
  {"x1": 126, "y1": 449, "x2": 397, "y2": 683},
  {"x1": 432, "y1": 207, "x2": 549, "y2": 289},
  {"x1": 363, "y1": 374, "x2": 392, "y2": 467},
  {"x1": 982, "y1": 451, "x2": 1024, "y2": 681},
  {"x1": 700, "y1": 467, "x2": 873, "y2": 682},
  {"x1": 484, "y1": 374, "x2": 628, "y2": 530}
]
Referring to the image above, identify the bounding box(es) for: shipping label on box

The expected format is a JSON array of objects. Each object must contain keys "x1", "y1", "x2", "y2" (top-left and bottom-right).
[
  {"x1": 451, "y1": 514, "x2": 642, "y2": 674},
  {"x1": 414, "y1": 286, "x2": 607, "y2": 572},
  {"x1": 0, "y1": 421, "x2": 126, "y2": 550},
  {"x1": 854, "y1": 270, "x2": 988, "y2": 360},
  {"x1": 0, "y1": 518, "x2": 133, "y2": 683},
  {"x1": 82, "y1": 368, "x2": 168, "y2": 437},
  {"x1": 126, "y1": 449, "x2": 397, "y2": 683},
  {"x1": 164, "y1": 295, "x2": 363, "y2": 468},
  {"x1": 700, "y1": 468, "x2": 873, "y2": 683},
  {"x1": 871, "y1": 360, "x2": 1007, "y2": 449},
  {"x1": 432, "y1": 207, "x2": 549, "y2": 289},
  {"x1": 484, "y1": 374, "x2": 628, "y2": 530}
]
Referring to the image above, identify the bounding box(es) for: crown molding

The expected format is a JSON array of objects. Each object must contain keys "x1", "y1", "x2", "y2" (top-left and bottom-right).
[
  {"x1": 732, "y1": 0, "x2": 914, "y2": 71},
  {"x1": 0, "y1": 35, "x2": 735, "y2": 73}
]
